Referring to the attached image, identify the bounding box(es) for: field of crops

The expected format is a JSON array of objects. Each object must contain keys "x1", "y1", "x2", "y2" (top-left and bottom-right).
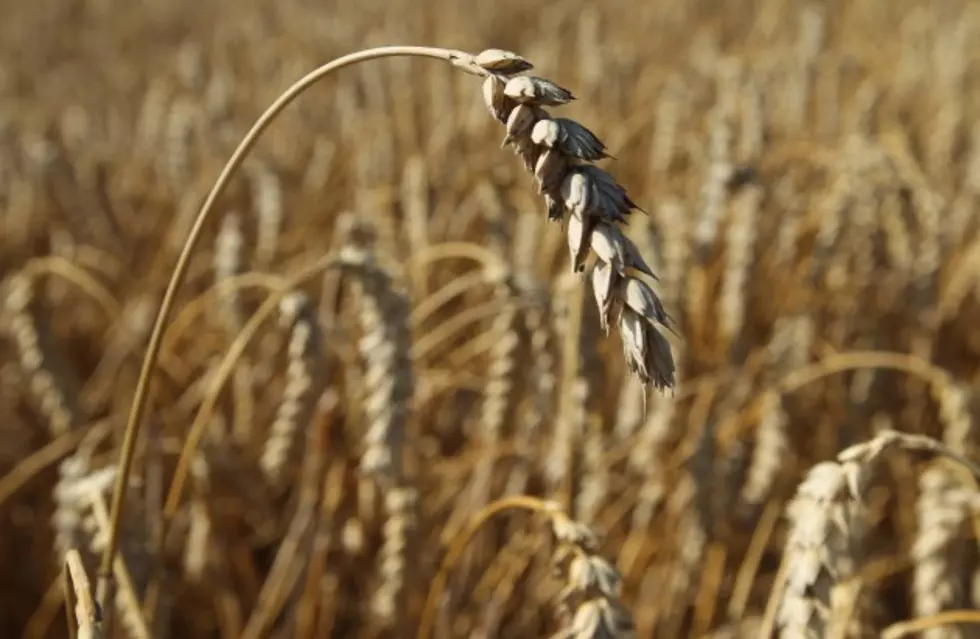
[{"x1": 4, "y1": 0, "x2": 980, "y2": 637}]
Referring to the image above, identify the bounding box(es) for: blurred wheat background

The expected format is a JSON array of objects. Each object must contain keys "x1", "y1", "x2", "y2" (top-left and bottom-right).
[{"x1": 4, "y1": 0, "x2": 980, "y2": 637}]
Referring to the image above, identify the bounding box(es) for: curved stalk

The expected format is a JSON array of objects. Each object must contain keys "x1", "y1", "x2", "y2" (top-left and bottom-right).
[
  {"x1": 97, "y1": 45, "x2": 484, "y2": 616},
  {"x1": 417, "y1": 495, "x2": 553, "y2": 639}
]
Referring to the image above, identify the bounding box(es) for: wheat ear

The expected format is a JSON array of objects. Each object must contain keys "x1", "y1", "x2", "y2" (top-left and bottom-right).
[
  {"x1": 482, "y1": 57, "x2": 675, "y2": 388},
  {"x1": 1, "y1": 272, "x2": 82, "y2": 436},
  {"x1": 259, "y1": 292, "x2": 327, "y2": 486},
  {"x1": 419, "y1": 495, "x2": 633, "y2": 639},
  {"x1": 912, "y1": 464, "x2": 980, "y2": 639},
  {"x1": 335, "y1": 216, "x2": 416, "y2": 625},
  {"x1": 213, "y1": 210, "x2": 245, "y2": 335},
  {"x1": 777, "y1": 430, "x2": 980, "y2": 638}
]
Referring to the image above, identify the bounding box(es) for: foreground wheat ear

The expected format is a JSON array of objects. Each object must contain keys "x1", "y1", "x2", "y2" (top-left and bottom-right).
[{"x1": 97, "y1": 45, "x2": 676, "y2": 616}]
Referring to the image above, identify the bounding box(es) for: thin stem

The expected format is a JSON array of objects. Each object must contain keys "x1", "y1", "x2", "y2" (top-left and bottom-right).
[
  {"x1": 159, "y1": 271, "x2": 281, "y2": 361},
  {"x1": 405, "y1": 240, "x2": 505, "y2": 274},
  {"x1": 883, "y1": 610, "x2": 980, "y2": 639},
  {"x1": 411, "y1": 269, "x2": 489, "y2": 327},
  {"x1": 411, "y1": 298, "x2": 523, "y2": 362},
  {"x1": 20, "y1": 256, "x2": 122, "y2": 320},
  {"x1": 417, "y1": 495, "x2": 554, "y2": 639},
  {"x1": 62, "y1": 559, "x2": 78, "y2": 639},
  {"x1": 97, "y1": 44, "x2": 478, "y2": 613},
  {"x1": 162, "y1": 254, "x2": 340, "y2": 522},
  {"x1": 775, "y1": 350, "x2": 947, "y2": 394},
  {"x1": 0, "y1": 420, "x2": 108, "y2": 509}
]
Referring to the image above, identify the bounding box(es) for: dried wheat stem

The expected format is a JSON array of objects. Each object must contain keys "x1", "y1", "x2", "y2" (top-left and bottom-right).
[
  {"x1": 81, "y1": 296, "x2": 155, "y2": 410},
  {"x1": 419, "y1": 495, "x2": 552, "y2": 638},
  {"x1": 160, "y1": 271, "x2": 281, "y2": 360},
  {"x1": 547, "y1": 273, "x2": 593, "y2": 506},
  {"x1": 883, "y1": 611, "x2": 980, "y2": 639},
  {"x1": 239, "y1": 499, "x2": 317, "y2": 639},
  {"x1": 64, "y1": 550, "x2": 104, "y2": 639},
  {"x1": 410, "y1": 270, "x2": 487, "y2": 328},
  {"x1": 86, "y1": 493, "x2": 152, "y2": 639},
  {"x1": 18, "y1": 256, "x2": 121, "y2": 319},
  {"x1": 100, "y1": 46, "x2": 480, "y2": 610},
  {"x1": 575, "y1": 413, "x2": 609, "y2": 524},
  {"x1": 776, "y1": 350, "x2": 949, "y2": 397},
  {"x1": 0, "y1": 420, "x2": 108, "y2": 510},
  {"x1": 402, "y1": 155, "x2": 432, "y2": 294}
]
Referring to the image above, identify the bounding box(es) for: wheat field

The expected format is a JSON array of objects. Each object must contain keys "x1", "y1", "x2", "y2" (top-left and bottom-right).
[{"x1": 4, "y1": 0, "x2": 980, "y2": 637}]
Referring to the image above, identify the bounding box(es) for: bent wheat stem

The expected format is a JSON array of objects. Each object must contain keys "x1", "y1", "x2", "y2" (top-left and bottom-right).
[
  {"x1": 418, "y1": 495, "x2": 555, "y2": 639},
  {"x1": 159, "y1": 272, "x2": 282, "y2": 360},
  {"x1": 98, "y1": 45, "x2": 481, "y2": 614},
  {"x1": 883, "y1": 610, "x2": 980, "y2": 639},
  {"x1": 19, "y1": 256, "x2": 122, "y2": 320}
]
